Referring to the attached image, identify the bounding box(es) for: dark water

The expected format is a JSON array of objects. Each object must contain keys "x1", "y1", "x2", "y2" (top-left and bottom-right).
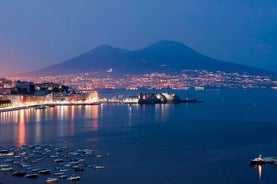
[{"x1": 1, "y1": 89, "x2": 277, "y2": 184}]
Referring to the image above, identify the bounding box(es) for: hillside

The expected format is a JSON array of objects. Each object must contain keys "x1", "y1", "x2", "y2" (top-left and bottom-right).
[{"x1": 26, "y1": 40, "x2": 276, "y2": 77}]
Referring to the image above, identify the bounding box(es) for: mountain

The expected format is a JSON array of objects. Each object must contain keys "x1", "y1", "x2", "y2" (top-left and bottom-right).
[{"x1": 27, "y1": 40, "x2": 276, "y2": 77}]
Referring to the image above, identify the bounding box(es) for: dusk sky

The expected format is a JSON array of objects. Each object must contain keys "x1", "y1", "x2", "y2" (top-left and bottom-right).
[{"x1": 0, "y1": 0, "x2": 277, "y2": 76}]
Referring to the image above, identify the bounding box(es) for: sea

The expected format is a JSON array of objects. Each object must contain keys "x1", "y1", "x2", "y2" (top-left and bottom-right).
[{"x1": 0, "y1": 89, "x2": 277, "y2": 184}]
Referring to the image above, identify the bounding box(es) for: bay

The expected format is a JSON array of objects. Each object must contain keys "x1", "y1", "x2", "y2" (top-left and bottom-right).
[{"x1": 0, "y1": 89, "x2": 277, "y2": 184}]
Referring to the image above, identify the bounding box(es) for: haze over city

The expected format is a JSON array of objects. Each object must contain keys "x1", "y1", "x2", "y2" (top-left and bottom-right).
[{"x1": 1, "y1": 0, "x2": 277, "y2": 76}]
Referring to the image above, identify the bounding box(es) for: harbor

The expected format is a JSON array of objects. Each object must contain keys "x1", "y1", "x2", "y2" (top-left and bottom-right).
[{"x1": 0, "y1": 144, "x2": 108, "y2": 183}]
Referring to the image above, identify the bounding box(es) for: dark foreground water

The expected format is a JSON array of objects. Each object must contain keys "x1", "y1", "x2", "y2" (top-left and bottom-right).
[{"x1": 0, "y1": 89, "x2": 277, "y2": 184}]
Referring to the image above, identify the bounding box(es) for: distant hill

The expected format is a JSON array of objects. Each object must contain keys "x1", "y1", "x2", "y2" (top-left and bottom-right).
[{"x1": 26, "y1": 40, "x2": 277, "y2": 77}]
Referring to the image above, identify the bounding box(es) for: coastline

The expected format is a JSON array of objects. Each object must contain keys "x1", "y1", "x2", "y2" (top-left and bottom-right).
[
  {"x1": 0, "y1": 98, "x2": 202, "y2": 113},
  {"x1": 0, "y1": 102, "x2": 102, "y2": 113}
]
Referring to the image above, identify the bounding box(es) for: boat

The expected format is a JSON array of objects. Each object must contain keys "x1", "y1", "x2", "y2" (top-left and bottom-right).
[
  {"x1": 95, "y1": 154, "x2": 103, "y2": 158},
  {"x1": 0, "y1": 167, "x2": 13, "y2": 171},
  {"x1": 78, "y1": 158, "x2": 86, "y2": 163},
  {"x1": 67, "y1": 176, "x2": 81, "y2": 181},
  {"x1": 250, "y1": 155, "x2": 266, "y2": 165},
  {"x1": 39, "y1": 169, "x2": 51, "y2": 175},
  {"x1": 64, "y1": 163, "x2": 71, "y2": 167},
  {"x1": 0, "y1": 164, "x2": 10, "y2": 168},
  {"x1": 60, "y1": 174, "x2": 68, "y2": 179},
  {"x1": 32, "y1": 168, "x2": 40, "y2": 172},
  {"x1": 46, "y1": 177, "x2": 58, "y2": 183},
  {"x1": 4, "y1": 158, "x2": 14, "y2": 162},
  {"x1": 25, "y1": 173, "x2": 39, "y2": 178},
  {"x1": 53, "y1": 172, "x2": 65, "y2": 176},
  {"x1": 73, "y1": 166, "x2": 84, "y2": 172},
  {"x1": 0, "y1": 150, "x2": 14, "y2": 156},
  {"x1": 35, "y1": 105, "x2": 47, "y2": 110},
  {"x1": 54, "y1": 158, "x2": 64, "y2": 163},
  {"x1": 12, "y1": 161, "x2": 20, "y2": 165},
  {"x1": 12, "y1": 171, "x2": 26, "y2": 177},
  {"x1": 93, "y1": 165, "x2": 105, "y2": 169},
  {"x1": 69, "y1": 161, "x2": 79, "y2": 165},
  {"x1": 22, "y1": 163, "x2": 31, "y2": 168},
  {"x1": 60, "y1": 168, "x2": 69, "y2": 172}
]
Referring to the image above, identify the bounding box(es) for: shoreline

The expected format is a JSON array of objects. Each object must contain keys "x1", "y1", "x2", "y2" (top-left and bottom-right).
[
  {"x1": 0, "y1": 102, "x2": 102, "y2": 113},
  {"x1": 0, "y1": 98, "x2": 203, "y2": 113}
]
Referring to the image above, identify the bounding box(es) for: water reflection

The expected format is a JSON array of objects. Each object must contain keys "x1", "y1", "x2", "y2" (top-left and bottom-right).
[
  {"x1": 90, "y1": 105, "x2": 99, "y2": 131},
  {"x1": 70, "y1": 105, "x2": 75, "y2": 136},
  {"x1": 257, "y1": 165, "x2": 262, "y2": 181},
  {"x1": 18, "y1": 110, "x2": 25, "y2": 147},
  {"x1": 59, "y1": 106, "x2": 65, "y2": 137},
  {"x1": 128, "y1": 104, "x2": 132, "y2": 127},
  {"x1": 35, "y1": 108, "x2": 42, "y2": 122},
  {"x1": 1, "y1": 104, "x2": 133, "y2": 146},
  {"x1": 34, "y1": 114, "x2": 42, "y2": 143},
  {"x1": 252, "y1": 164, "x2": 263, "y2": 182},
  {"x1": 54, "y1": 105, "x2": 75, "y2": 136},
  {"x1": 155, "y1": 104, "x2": 170, "y2": 122},
  {"x1": 0, "y1": 111, "x2": 18, "y2": 123}
]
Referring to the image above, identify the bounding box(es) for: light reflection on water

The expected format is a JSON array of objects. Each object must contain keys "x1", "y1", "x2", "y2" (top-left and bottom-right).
[
  {"x1": 0, "y1": 105, "x2": 103, "y2": 147},
  {"x1": 0, "y1": 103, "x2": 175, "y2": 147},
  {"x1": 258, "y1": 165, "x2": 262, "y2": 181},
  {"x1": 18, "y1": 110, "x2": 25, "y2": 147},
  {"x1": 155, "y1": 104, "x2": 170, "y2": 122},
  {"x1": 128, "y1": 104, "x2": 132, "y2": 127},
  {"x1": 70, "y1": 105, "x2": 75, "y2": 136}
]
